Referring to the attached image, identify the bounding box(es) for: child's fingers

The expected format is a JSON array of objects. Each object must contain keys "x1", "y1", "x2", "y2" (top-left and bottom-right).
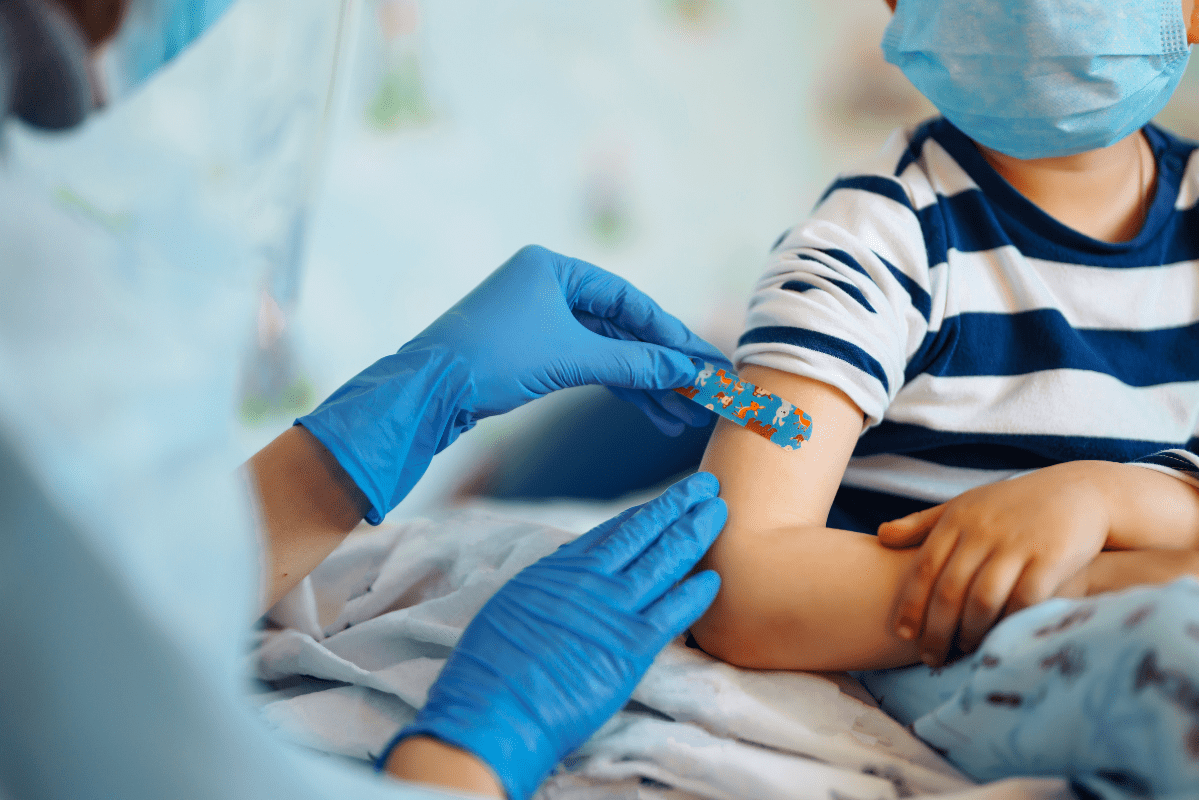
[
  {"x1": 1002, "y1": 560, "x2": 1064, "y2": 618},
  {"x1": 956, "y1": 555, "x2": 1027, "y2": 655},
  {"x1": 878, "y1": 503, "x2": 946, "y2": 548},
  {"x1": 893, "y1": 524, "x2": 960, "y2": 643},
  {"x1": 917, "y1": 540, "x2": 994, "y2": 666}
]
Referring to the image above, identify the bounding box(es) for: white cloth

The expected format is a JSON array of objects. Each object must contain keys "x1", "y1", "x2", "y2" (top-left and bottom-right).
[{"x1": 256, "y1": 507, "x2": 1075, "y2": 800}]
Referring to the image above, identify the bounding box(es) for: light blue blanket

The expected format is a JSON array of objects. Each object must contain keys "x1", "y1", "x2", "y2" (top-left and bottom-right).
[{"x1": 855, "y1": 579, "x2": 1199, "y2": 800}]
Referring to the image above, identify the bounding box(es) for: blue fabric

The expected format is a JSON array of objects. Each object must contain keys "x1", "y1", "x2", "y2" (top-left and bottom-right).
[
  {"x1": 1132, "y1": 450, "x2": 1200, "y2": 481},
  {"x1": 874, "y1": 252, "x2": 932, "y2": 321},
  {"x1": 819, "y1": 176, "x2": 915, "y2": 211},
  {"x1": 738, "y1": 325, "x2": 892, "y2": 394},
  {"x1": 912, "y1": 120, "x2": 1198, "y2": 269},
  {"x1": 299, "y1": 246, "x2": 730, "y2": 524},
  {"x1": 377, "y1": 474, "x2": 725, "y2": 800},
  {"x1": 854, "y1": 579, "x2": 1199, "y2": 799},
  {"x1": 783, "y1": 278, "x2": 876, "y2": 314},
  {"x1": 909, "y1": 310, "x2": 1197, "y2": 385},
  {"x1": 881, "y1": 0, "x2": 1192, "y2": 159},
  {"x1": 853, "y1": 420, "x2": 1197, "y2": 466},
  {"x1": 827, "y1": 485, "x2": 932, "y2": 535}
]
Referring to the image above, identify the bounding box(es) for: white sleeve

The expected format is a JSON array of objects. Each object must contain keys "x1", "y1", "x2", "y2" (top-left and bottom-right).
[{"x1": 735, "y1": 144, "x2": 934, "y2": 427}]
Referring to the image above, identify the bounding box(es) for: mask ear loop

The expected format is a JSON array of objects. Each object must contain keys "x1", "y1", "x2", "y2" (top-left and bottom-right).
[{"x1": 0, "y1": 0, "x2": 93, "y2": 130}]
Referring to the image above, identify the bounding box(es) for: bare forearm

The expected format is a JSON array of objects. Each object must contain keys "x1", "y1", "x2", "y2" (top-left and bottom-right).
[
  {"x1": 691, "y1": 524, "x2": 923, "y2": 672},
  {"x1": 1070, "y1": 548, "x2": 1199, "y2": 597},
  {"x1": 384, "y1": 736, "x2": 503, "y2": 797},
  {"x1": 247, "y1": 425, "x2": 369, "y2": 613},
  {"x1": 1087, "y1": 461, "x2": 1199, "y2": 550}
]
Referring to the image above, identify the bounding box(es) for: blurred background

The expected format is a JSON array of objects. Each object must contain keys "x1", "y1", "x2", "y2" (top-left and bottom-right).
[{"x1": 10, "y1": 0, "x2": 1197, "y2": 520}]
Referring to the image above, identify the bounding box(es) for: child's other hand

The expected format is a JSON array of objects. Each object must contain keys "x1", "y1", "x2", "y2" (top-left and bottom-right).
[{"x1": 878, "y1": 463, "x2": 1111, "y2": 667}]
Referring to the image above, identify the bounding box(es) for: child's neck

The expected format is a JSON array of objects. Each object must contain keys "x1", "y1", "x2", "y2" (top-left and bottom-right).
[{"x1": 975, "y1": 132, "x2": 1156, "y2": 244}]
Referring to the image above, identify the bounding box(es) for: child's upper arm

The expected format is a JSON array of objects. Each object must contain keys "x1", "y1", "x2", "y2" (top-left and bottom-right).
[
  {"x1": 692, "y1": 366, "x2": 922, "y2": 671},
  {"x1": 700, "y1": 365, "x2": 864, "y2": 534},
  {"x1": 688, "y1": 135, "x2": 936, "y2": 669}
]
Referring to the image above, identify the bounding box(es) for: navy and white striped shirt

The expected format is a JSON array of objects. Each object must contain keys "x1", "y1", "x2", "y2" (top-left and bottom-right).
[{"x1": 735, "y1": 118, "x2": 1198, "y2": 534}]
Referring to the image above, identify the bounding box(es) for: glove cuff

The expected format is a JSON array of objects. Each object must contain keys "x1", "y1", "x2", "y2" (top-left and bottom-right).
[{"x1": 296, "y1": 347, "x2": 475, "y2": 524}]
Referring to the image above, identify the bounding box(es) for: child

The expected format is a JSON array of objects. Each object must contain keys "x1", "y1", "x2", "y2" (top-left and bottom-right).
[{"x1": 690, "y1": 0, "x2": 1199, "y2": 794}]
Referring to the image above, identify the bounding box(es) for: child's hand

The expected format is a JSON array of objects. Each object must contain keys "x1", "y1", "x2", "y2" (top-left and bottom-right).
[{"x1": 878, "y1": 463, "x2": 1111, "y2": 667}]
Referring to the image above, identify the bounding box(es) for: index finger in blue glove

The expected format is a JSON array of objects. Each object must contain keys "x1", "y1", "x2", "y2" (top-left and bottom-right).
[
  {"x1": 606, "y1": 385, "x2": 686, "y2": 437},
  {"x1": 563, "y1": 265, "x2": 732, "y2": 370},
  {"x1": 655, "y1": 388, "x2": 714, "y2": 428},
  {"x1": 585, "y1": 472, "x2": 720, "y2": 572},
  {"x1": 572, "y1": 334, "x2": 700, "y2": 394},
  {"x1": 622, "y1": 496, "x2": 726, "y2": 612}
]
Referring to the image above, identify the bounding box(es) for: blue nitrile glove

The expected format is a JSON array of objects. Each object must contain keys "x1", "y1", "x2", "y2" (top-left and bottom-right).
[
  {"x1": 297, "y1": 245, "x2": 731, "y2": 524},
  {"x1": 376, "y1": 472, "x2": 726, "y2": 800}
]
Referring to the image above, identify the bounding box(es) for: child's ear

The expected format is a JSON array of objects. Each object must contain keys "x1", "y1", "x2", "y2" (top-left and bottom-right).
[{"x1": 1188, "y1": 0, "x2": 1198, "y2": 45}]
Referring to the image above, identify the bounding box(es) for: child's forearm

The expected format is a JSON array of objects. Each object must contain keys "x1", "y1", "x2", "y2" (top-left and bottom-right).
[
  {"x1": 1087, "y1": 461, "x2": 1199, "y2": 551},
  {"x1": 692, "y1": 523, "x2": 1198, "y2": 674},
  {"x1": 1066, "y1": 548, "x2": 1199, "y2": 598},
  {"x1": 691, "y1": 523, "x2": 924, "y2": 672}
]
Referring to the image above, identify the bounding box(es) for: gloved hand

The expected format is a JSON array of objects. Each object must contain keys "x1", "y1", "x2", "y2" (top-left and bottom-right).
[
  {"x1": 377, "y1": 472, "x2": 726, "y2": 800},
  {"x1": 297, "y1": 245, "x2": 731, "y2": 523}
]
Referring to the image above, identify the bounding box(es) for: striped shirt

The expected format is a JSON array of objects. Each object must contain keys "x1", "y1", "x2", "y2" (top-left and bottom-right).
[{"x1": 735, "y1": 118, "x2": 1199, "y2": 534}]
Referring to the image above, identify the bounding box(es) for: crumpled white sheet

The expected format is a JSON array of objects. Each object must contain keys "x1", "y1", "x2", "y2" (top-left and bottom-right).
[{"x1": 252, "y1": 507, "x2": 1072, "y2": 800}]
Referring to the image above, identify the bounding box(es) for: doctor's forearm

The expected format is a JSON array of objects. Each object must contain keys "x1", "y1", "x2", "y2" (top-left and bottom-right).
[
  {"x1": 248, "y1": 425, "x2": 370, "y2": 613},
  {"x1": 691, "y1": 524, "x2": 923, "y2": 672},
  {"x1": 384, "y1": 736, "x2": 504, "y2": 797}
]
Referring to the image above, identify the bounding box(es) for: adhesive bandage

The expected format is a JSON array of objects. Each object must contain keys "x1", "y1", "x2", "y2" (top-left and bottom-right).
[{"x1": 675, "y1": 363, "x2": 813, "y2": 450}]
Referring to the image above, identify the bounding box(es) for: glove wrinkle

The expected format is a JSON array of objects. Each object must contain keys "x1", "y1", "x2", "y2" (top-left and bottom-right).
[
  {"x1": 379, "y1": 474, "x2": 723, "y2": 799},
  {"x1": 298, "y1": 347, "x2": 472, "y2": 524}
]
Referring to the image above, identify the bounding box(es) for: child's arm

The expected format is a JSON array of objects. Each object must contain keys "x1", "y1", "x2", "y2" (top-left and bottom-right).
[
  {"x1": 1068, "y1": 548, "x2": 1198, "y2": 597},
  {"x1": 692, "y1": 365, "x2": 1198, "y2": 673},
  {"x1": 691, "y1": 365, "x2": 927, "y2": 671},
  {"x1": 881, "y1": 461, "x2": 1198, "y2": 664}
]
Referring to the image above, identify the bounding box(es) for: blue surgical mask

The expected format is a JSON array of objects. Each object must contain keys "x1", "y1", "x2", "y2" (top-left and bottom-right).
[
  {"x1": 98, "y1": 0, "x2": 237, "y2": 102},
  {"x1": 882, "y1": 0, "x2": 1193, "y2": 159}
]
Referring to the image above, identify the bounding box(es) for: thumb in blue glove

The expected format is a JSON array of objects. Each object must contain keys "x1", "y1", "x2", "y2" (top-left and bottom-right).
[
  {"x1": 298, "y1": 245, "x2": 731, "y2": 523},
  {"x1": 377, "y1": 471, "x2": 726, "y2": 800}
]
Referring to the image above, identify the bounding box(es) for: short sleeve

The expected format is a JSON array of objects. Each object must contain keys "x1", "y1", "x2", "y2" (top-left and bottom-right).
[
  {"x1": 734, "y1": 130, "x2": 934, "y2": 428},
  {"x1": 1127, "y1": 447, "x2": 1200, "y2": 488}
]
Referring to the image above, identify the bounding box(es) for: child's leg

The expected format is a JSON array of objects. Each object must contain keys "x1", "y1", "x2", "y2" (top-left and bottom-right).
[{"x1": 853, "y1": 579, "x2": 1198, "y2": 799}]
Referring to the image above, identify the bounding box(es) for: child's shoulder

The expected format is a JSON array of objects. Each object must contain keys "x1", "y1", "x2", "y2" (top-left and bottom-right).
[{"x1": 821, "y1": 117, "x2": 980, "y2": 216}]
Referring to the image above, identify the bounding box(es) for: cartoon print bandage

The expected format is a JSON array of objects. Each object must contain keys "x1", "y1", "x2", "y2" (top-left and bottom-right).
[{"x1": 675, "y1": 362, "x2": 813, "y2": 450}]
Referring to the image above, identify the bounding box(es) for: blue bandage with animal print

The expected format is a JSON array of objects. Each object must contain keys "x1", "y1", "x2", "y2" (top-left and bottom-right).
[{"x1": 675, "y1": 362, "x2": 812, "y2": 450}]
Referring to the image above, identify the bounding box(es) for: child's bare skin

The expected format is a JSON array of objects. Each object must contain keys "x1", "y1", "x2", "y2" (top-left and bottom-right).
[
  {"x1": 692, "y1": 1, "x2": 1200, "y2": 673},
  {"x1": 693, "y1": 370, "x2": 1198, "y2": 672}
]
